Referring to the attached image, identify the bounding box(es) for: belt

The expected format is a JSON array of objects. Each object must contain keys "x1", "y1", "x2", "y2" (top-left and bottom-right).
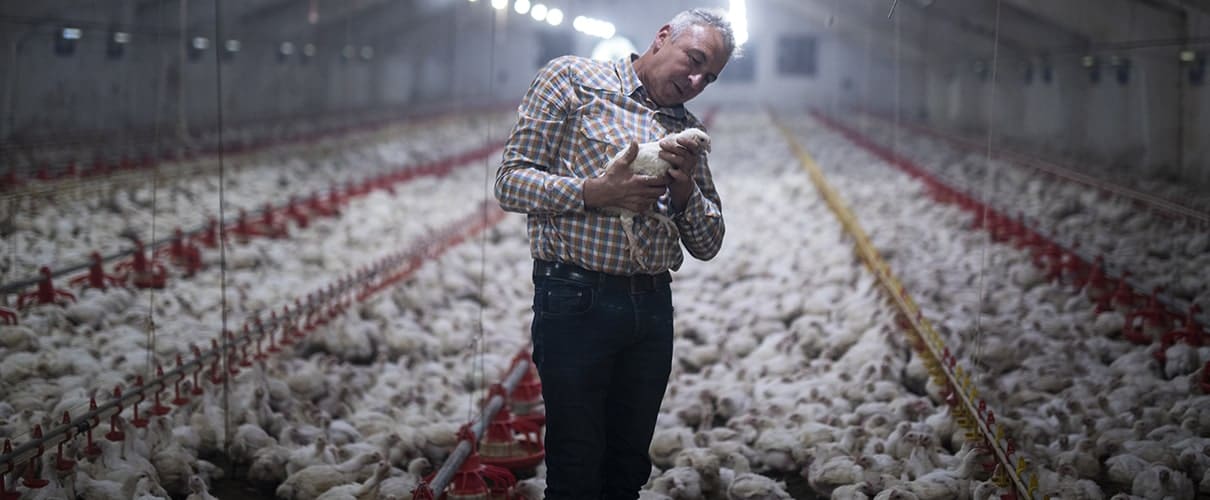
[{"x1": 533, "y1": 260, "x2": 671, "y2": 293}]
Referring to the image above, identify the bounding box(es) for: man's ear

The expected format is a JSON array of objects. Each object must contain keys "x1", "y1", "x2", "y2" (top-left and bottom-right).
[{"x1": 653, "y1": 24, "x2": 672, "y2": 51}]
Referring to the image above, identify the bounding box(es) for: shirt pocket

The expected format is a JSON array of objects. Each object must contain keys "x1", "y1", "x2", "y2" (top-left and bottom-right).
[{"x1": 573, "y1": 93, "x2": 631, "y2": 178}]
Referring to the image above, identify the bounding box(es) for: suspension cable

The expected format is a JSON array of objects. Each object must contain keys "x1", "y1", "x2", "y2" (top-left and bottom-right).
[
  {"x1": 209, "y1": 0, "x2": 234, "y2": 475},
  {"x1": 972, "y1": 0, "x2": 1002, "y2": 391}
]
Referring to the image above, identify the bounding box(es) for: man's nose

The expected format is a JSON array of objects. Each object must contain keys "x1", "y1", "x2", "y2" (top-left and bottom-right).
[{"x1": 689, "y1": 74, "x2": 708, "y2": 91}]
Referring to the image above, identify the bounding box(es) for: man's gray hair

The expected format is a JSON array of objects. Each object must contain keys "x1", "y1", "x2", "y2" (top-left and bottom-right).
[{"x1": 667, "y1": 7, "x2": 742, "y2": 60}]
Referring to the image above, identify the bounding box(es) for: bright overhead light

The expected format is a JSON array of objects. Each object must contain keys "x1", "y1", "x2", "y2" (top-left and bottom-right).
[
  {"x1": 225, "y1": 39, "x2": 240, "y2": 52},
  {"x1": 531, "y1": 3, "x2": 547, "y2": 21},
  {"x1": 61, "y1": 27, "x2": 82, "y2": 40},
  {"x1": 192, "y1": 37, "x2": 209, "y2": 50},
  {"x1": 112, "y1": 32, "x2": 131, "y2": 44},
  {"x1": 573, "y1": 15, "x2": 615, "y2": 39},
  {"x1": 491, "y1": 0, "x2": 507, "y2": 9},
  {"x1": 546, "y1": 8, "x2": 563, "y2": 25},
  {"x1": 514, "y1": 0, "x2": 530, "y2": 15},
  {"x1": 591, "y1": 36, "x2": 637, "y2": 61},
  {"x1": 729, "y1": 0, "x2": 749, "y2": 46}
]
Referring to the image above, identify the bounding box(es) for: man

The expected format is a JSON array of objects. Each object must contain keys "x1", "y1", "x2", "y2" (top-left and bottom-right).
[{"x1": 494, "y1": 7, "x2": 734, "y2": 499}]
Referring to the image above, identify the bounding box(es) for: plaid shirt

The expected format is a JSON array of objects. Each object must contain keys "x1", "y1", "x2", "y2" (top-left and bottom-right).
[{"x1": 495, "y1": 55, "x2": 724, "y2": 276}]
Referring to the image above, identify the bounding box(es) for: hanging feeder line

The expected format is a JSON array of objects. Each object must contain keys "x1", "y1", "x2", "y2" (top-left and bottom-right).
[
  {"x1": 856, "y1": 108, "x2": 1210, "y2": 227},
  {"x1": 0, "y1": 201, "x2": 510, "y2": 477},
  {"x1": 416, "y1": 357, "x2": 532, "y2": 497},
  {"x1": 0, "y1": 138, "x2": 505, "y2": 297},
  {"x1": 0, "y1": 105, "x2": 535, "y2": 218},
  {"x1": 0, "y1": 93, "x2": 512, "y2": 159},
  {"x1": 814, "y1": 111, "x2": 1208, "y2": 342},
  {"x1": 770, "y1": 111, "x2": 1035, "y2": 500},
  {"x1": 0, "y1": 102, "x2": 516, "y2": 196}
]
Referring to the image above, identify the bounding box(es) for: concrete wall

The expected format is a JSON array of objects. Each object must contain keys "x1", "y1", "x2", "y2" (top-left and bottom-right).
[
  {"x1": 693, "y1": 3, "x2": 928, "y2": 121},
  {"x1": 1181, "y1": 12, "x2": 1210, "y2": 185},
  {"x1": 695, "y1": 2, "x2": 843, "y2": 113},
  {"x1": 899, "y1": 0, "x2": 1204, "y2": 186},
  {"x1": 0, "y1": 22, "x2": 385, "y2": 145}
]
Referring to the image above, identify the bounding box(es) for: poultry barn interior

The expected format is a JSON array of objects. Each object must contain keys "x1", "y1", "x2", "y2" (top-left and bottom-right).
[{"x1": 1, "y1": 0, "x2": 1209, "y2": 499}]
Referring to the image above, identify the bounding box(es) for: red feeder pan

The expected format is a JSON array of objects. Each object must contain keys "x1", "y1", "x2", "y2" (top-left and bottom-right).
[
  {"x1": 114, "y1": 240, "x2": 167, "y2": 289},
  {"x1": 424, "y1": 426, "x2": 517, "y2": 500},
  {"x1": 69, "y1": 252, "x2": 123, "y2": 290},
  {"x1": 508, "y1": 352, "x2": 543, "y2": 416},
  {"x1": 480, "y1": 386, "x2": 544, "y2": 472},
  {"x1": 18, "y1": 267, "x2": 76, "y2": 309}
]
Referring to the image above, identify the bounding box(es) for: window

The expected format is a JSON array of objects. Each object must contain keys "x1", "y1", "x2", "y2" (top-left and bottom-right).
[{"x1": 777, "y1": 36, "x2": 816, "y2": 76}]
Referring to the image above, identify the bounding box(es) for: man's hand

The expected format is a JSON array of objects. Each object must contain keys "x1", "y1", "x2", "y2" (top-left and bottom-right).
[
  {"x1": 583, "y1": 141, "x2": 670, "y2": 213},
  {"x1": 659, "y1": 134, "x2": 705, "y2": 211}
]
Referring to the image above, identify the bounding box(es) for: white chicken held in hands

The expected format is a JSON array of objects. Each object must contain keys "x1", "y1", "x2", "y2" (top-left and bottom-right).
[{"x1": 606, "y1": 127, "x2": 711, "y2": 266}]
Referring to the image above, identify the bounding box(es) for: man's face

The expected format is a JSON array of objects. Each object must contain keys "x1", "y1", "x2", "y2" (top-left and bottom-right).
[{"x1": 644, "y1": 24, "x2": 729, "y2": 107}]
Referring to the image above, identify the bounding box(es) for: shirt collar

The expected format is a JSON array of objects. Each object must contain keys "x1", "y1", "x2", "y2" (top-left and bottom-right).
[
  {"x1": 616, "y1": 54, "x2": 643, "y2": 97},
  {"x1": 617, "y1": 54, "x2": 687, "y2": 120}
]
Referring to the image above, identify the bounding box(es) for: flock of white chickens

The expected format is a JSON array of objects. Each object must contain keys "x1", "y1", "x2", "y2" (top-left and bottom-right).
[
  {"x1": 0, "y1": 106, "x2": 1207, "y2": 500},
  {"x1": 782, "y1": 111, "x2": 1210, "y2": 499},
  {"x1": 837, "y1": 113, "x2": 1210, "y2": 312}
]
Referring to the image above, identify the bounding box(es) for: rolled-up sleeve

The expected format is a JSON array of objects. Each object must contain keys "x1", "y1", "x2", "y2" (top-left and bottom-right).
[
  {"x1": 673, "y1": 155, "x2": 724, "y2": 261},
  {"x1": 495, "y1": 57, "x2": 586, "y2": 216}
]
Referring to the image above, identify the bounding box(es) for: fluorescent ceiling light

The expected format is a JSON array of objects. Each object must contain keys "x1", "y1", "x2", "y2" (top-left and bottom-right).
[
  {"x1": 573, "y1": 16, "x2": 615, "y2": 39},
  {"x1": 531, "y1": 3, "x2": 547, "y2": 21},
  {"x1": 591, "y1": 36, "x2": 637, "y2": 61},
  {"x1": 730, "y1": 0, "x2": 748, "y2": 46}
]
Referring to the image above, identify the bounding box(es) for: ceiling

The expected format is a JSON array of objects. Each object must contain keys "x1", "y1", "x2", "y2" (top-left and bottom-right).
[{"x1": 2, "y1": 0, "x2": 1206, "y2": 62}]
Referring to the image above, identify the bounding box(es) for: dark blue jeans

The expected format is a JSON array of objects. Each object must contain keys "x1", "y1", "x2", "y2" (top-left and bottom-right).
[{"x1": 531, "y1": 269, "x2": 674, "y2": 500}]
